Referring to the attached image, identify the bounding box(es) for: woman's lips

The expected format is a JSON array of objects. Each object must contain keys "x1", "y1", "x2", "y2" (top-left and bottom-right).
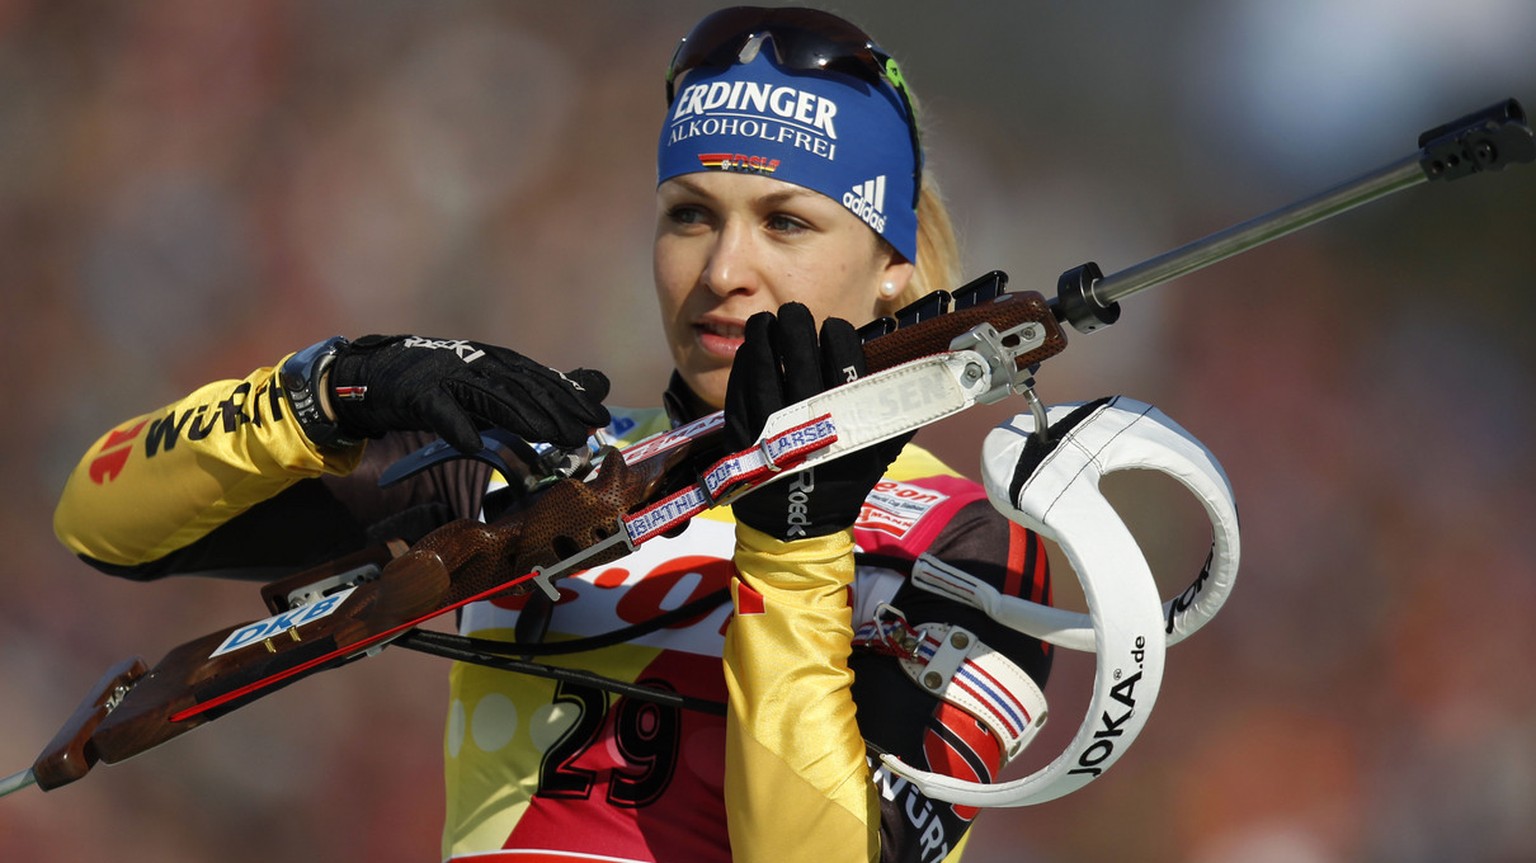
[{"x1": 694, "y1": 319, "x2": 745, "y2": 358}]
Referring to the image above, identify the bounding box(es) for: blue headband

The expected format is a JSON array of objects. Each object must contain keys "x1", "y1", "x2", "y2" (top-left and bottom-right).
[{"x1": 657, "y1": 51, "x2": 919, "y2": 262}]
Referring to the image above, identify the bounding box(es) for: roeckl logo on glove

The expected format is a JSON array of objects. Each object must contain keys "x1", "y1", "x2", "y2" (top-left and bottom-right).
[
  {"x1": 553, "y1": 368, "x2": 592, "y2": 392},
  {"x1": 402, "y1": 337, "x2": 486, "y2": 363},
  {"x1": 785, "y1": 469, "x2": 816, "y2": 538}
]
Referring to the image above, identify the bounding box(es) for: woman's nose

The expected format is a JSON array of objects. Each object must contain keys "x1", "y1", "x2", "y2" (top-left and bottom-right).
[{"x1": 701, "y1": 221, "x2": 762, "y2": 297}]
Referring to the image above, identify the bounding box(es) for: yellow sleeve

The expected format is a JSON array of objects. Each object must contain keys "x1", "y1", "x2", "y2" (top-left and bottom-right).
[
  {"x1": 724, "y1": 525, "x2": 879, "y2": 863},
  {"x1": 53, "y1": 359, "x2": 364, "y2": 567}
]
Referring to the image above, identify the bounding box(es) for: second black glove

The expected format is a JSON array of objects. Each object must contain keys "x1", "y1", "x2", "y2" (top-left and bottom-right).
[
  {"x1": 725, "y1": 303, "x2": 912, "y2": 541},
  {"x1": 328, "y1": 335, "x2": 610, "y2": 454}
]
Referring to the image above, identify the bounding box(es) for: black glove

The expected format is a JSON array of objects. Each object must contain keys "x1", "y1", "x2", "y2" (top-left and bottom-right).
[
  {"x1": 328, "y1": 335, "x2": 610, "y2": 454},
  {"x1": 725, "y1": 303, "x2": 912, "y2": 541}
]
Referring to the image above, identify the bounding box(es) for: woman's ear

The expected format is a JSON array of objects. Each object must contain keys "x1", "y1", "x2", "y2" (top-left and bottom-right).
[{"x1": 875, "y1": 258, "x2": 916, "y2": 314}]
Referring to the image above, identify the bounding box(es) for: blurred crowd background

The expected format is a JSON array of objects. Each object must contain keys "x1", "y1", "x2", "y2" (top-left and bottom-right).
[{"x1": 2, "y1": 2, "x2": 1534, "y2": 861}]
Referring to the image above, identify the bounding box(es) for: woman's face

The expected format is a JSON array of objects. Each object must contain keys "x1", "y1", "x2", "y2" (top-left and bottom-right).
[{"x1": 653, "y1": 171, "x2": 914, "y2": 408}]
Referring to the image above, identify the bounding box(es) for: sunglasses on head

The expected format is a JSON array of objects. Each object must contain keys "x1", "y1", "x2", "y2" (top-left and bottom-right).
[{"x1": 665, "y1": 5, "x2": 923, "y2": 199}]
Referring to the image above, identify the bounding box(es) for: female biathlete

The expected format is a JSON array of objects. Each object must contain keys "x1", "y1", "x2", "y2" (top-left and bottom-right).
[{"x1": 54, "y1": 8, "x2": 1054, "y2": 861}]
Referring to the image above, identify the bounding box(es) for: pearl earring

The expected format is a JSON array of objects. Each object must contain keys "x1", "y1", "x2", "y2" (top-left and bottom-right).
[{"x1": 880, "y1": 281, "x2": 898, "y2": 298}]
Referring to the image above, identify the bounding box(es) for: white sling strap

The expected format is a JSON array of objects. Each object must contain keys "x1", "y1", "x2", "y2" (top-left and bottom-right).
[{"x1": 879, "y1": 395, "x2": 1241, "y2": 807}]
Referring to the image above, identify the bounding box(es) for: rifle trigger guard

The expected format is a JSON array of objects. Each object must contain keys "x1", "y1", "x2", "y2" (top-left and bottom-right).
[
  {"x1": 527, "y1": 528, "x2": 635, "y2": 602},
  {"x1": 948, "y1": 321, "x2": 1047, "y2": 405},
  {"x1": 527, "y1": 567, "x2": 563, "y2": 602}
]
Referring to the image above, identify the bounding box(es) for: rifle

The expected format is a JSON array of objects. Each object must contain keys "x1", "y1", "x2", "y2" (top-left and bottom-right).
[{"x1": 2, "y1": 98, "x2": 1530, "y2": 800}]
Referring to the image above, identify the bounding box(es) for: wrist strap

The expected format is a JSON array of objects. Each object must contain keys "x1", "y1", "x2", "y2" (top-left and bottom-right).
[{"x1": 855, "y1": 606, "x2": 1048, "y2": 763}]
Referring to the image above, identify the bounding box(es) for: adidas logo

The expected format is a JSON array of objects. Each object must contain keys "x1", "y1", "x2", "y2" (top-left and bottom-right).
[{"x1": 842, "y1": 176, "x2": 888, "y2": 233}]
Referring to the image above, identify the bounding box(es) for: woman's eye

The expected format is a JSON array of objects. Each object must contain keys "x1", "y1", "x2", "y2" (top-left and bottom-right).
[
  {"x1": 667, "y1": 205, "x2": 708, "y2": 226},
  {"x1": 766, "y1": 213, "x2": 809, "y2": 233}
]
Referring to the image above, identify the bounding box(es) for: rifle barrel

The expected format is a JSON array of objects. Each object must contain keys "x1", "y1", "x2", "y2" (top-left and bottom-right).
[
  {"x1": 1090, "y1": 155, "x2": 1425, "y2": 310},
  {"x1": 0, "y1": 768, "x2": 36, "y2": 798},
  {"x1": 1057, "y1": 98, "x2": 1532, "y2": 332}
]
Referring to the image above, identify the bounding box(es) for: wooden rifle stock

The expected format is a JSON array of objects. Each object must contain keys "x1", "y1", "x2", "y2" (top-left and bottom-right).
[{"x1": 18, "y1": 287, "x2": 1067, "y2": 791}]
